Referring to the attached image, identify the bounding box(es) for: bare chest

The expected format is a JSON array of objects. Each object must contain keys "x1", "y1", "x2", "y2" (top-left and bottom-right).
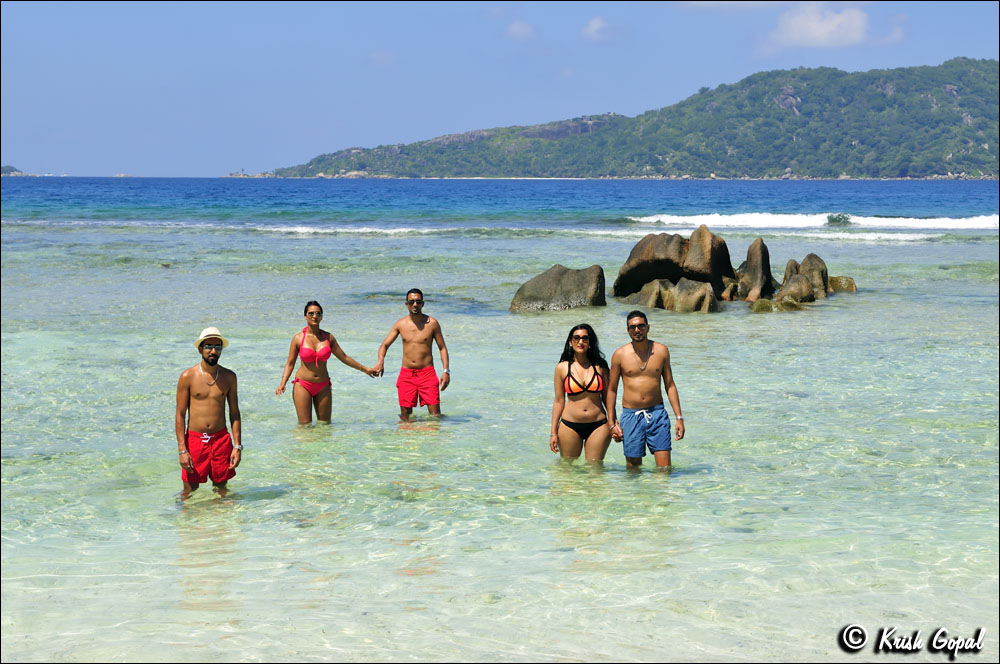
[
  {"x1": 622, "y1": 362, "x2": 663, "y2": 379},
  {"x1": 621, "y1": 348, "x2": 664, "y2": 378},
  {"x1": 191, "y1": 379, "x2": 227, "y2": 403},
  {"x1": 400, "y1": 324, "x2": 435, "y2": 345}
]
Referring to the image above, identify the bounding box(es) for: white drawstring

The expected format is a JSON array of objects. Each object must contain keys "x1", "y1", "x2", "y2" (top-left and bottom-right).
[{"x1": 634, "y1": 409, "x2": 653, "y2": 423}]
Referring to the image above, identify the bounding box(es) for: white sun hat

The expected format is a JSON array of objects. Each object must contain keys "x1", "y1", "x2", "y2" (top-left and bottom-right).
[{"x1": 194, "y1": 326, "x2": 229, "y2": 349}]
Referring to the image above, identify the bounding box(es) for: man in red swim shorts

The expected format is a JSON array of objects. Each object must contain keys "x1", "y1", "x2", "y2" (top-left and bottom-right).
[
  {"x1": 175, "y1": 327, "x2": 243, "y2": 497},
  {"x1": 374, "y1": 289, "x2": 451, "y2": 420}
]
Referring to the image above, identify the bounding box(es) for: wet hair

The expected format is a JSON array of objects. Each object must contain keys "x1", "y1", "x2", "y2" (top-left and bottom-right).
[
  {"x1": 626, "y1": 310, "x2": 648, "y2": 324},
  {"x1": 559, "y1": 323, "x2": 608, "y2": 369},
  {"x1": 304, "y1": 300, "x2": 323, "y2": 315},
  {"x1": 406, "y1": 288, "x2": 424, "y2": 299}
]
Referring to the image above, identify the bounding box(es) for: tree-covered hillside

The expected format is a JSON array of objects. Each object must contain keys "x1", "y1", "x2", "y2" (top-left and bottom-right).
[{"x1": 274, "y1": 58, "x2": 998, "y2": 179}]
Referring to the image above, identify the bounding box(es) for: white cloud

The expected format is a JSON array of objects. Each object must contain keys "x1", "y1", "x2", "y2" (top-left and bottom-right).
[
  {"x1": 582, "y1": 17, "x2": 609, "y2": 41},
  {"x1": 770, "y1": 4, "x2": 869, "y2": 48},
  {"x1": 879, "y1": 24, "x2": 905, "y2": 45},
  {"x1": 506, "y1": 20, "x2": 535, "y2": 40}
]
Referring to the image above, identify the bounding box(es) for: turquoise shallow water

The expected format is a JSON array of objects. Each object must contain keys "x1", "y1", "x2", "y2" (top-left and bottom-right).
[{"x1": 2, "y1": 179, "x2": 998, "y2": 661}]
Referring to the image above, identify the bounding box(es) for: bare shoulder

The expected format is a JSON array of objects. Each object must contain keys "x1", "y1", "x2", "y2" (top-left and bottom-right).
[
  {"x1": 653, "y1": 342, "x2": 672, "y2": 365},
  {"x1": 427, "y1": 315, "x2": 441, "y2": 329},
  {"x1": 611, "y1": 344, "x2": 629, "y2": 360},
  {"x1": 178, "y1": 366, "x2": 197, "y2": 384},
  {"x1": 220, "y1": 366, "x2": 237, "y2": 379},
  {"x1": 555, "y1": 359, "x2": 569, "y2": 376}
]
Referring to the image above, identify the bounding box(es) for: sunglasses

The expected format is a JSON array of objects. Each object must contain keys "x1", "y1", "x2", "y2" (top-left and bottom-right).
[
  {"x1": 406, "y1": 299, "x2": 424, "y2": 305},
  {"x1": 572, "y1": 335, "x2": 590, "y2": 342},
  {"x1": 305, "y1": 311, "x2": 323, "y2": 317},
  {"x1": 201, "y1": 344, "x2": 224, "y2": 351},
  {"x1": 627, "y1": 324, "x2": 647, "y2": 330}
]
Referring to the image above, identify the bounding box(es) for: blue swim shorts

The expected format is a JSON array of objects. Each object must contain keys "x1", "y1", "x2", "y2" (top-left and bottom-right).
[{"x1": 620, "y1": 404, "x2": 671, "y2": 458}]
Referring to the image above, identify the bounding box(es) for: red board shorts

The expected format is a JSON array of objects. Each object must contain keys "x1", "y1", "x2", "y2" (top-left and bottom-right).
[
  {"x1": 396, "y1": 366, "x2": 440, "y2": 408},
  {"x1": 183, "y1": 429, "x2": 236, "y2": 484}
]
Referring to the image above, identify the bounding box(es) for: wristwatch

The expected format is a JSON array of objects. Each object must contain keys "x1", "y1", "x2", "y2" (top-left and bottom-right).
[
  {"x1": 443, "y1": 369, "x2": 451, "y2": 375},
  {"x1": 234, "y1": 444, "x2": 243, "y2": 450}
]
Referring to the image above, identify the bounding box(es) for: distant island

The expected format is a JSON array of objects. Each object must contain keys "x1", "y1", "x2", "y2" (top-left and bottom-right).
[
  {"x1": 2, "y1": 165, "x2": 26, "y2": 176},
  {"x1": 274, "y1": 58, "x2": 998, "y2": 180}
]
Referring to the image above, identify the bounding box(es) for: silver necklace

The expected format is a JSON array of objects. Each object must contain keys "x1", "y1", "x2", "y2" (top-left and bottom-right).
[
  {"x1": 635, "y1": 342, "x2": 651, "y2": 372},
  {"x1": 201, "y1": 364, "x2": 219, "y2": 386}
]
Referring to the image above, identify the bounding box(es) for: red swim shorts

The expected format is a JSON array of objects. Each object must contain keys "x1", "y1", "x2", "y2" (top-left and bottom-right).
[
  {"x1": 396, "y1": 366, "x2": 440, "y2": 408},
  {"x1": 183, "y1": 429, "x2": 236, "y2": 484}
]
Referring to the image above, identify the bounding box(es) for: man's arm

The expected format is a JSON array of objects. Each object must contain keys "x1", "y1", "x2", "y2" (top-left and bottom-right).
[
  {"x1": 660, "y1": 347, "x2": 684, "y2": 441},
  {"x1": 175, "y1": 371, "x2": 195, "y2": 472},
  {"x1": 605, "y1": 350, "x2": 623, "y2": 442},
  {"x1": 374, "y1": 323, "x2": 401, "y2": 376},
  {"x1": 433, "y1": 320, "x2": 450, "y2": 391},
  {"x1": 227, "y1": 371, "x2": 242, "y2": 469}
]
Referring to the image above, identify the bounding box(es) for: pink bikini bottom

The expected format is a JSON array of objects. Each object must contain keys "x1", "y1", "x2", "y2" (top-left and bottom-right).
[{"x1": 293, "y1": 377, "x2": 331, "y2": 397}]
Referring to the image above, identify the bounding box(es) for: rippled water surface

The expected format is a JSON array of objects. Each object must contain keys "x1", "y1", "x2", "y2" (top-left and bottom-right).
[{"x1": 2, "y1": 179, "x2": 998, "y2": 661}]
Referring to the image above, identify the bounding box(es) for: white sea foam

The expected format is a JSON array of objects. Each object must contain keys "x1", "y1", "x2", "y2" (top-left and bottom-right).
[
  {"x1": 790, "y1": 231, "x2": 943, "y2": 242},
  {"x1": 249, "y1": 224, "x2": 434, "y2": 235},
  {"x1": 628, "y1": 212, "x2": 999, "y2": 230},
  {"x1": 576, "y1": 228, "x2": 947, "y2": 243}
]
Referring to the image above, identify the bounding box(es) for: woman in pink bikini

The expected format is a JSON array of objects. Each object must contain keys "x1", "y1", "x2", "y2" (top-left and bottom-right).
[{"x1": 276, "y1": 301, "x2": 378, "y2": 424}]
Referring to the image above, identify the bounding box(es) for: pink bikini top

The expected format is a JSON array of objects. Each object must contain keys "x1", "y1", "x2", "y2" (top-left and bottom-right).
[{"x1": 299, "y1": 328, "x2": 332, "y2": 364}]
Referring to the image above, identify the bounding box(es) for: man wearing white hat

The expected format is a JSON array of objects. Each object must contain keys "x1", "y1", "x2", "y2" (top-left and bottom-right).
[{"x1": 175, "y1": 327, "x2": 242, "y2": 496}]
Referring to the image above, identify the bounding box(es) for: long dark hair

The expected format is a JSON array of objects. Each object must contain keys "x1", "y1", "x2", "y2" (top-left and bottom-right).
[
  {"x1": 303, "y1": 300, "x2": 323, "y2": 315},
  {"x1": 559, "y1": 323, "x2": 607, "y2": 369}
]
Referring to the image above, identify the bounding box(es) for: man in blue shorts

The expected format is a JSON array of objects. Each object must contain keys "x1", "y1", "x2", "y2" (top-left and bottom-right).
[{"x1": 605, "y1": 310, "x2": 685, "y2": 468}]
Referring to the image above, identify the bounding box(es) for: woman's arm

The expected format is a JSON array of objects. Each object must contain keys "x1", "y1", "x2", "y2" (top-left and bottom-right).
[
  {"x1": 275, "y1": 334, "x2": 299, "y2": 395},
  {"x1": 550, "y1": 363, "x2": 566, "y2": 453},
  {"x1": 332, "y1": 336, "x2": 379, "y2": 377}
]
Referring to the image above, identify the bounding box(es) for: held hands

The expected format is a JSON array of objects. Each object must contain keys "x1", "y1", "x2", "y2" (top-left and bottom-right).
[
  {"x1": 611, "y1": 422, "x2": 623, "y2": 442},
  {"x1": 374, "y1": 361, "x2": 384, "y2": 378},
  {"x1": 364, "y1": 366, "x2": 380, "y2": 378}
]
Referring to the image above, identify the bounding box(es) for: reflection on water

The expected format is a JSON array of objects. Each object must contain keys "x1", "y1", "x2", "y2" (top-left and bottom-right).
[{"x1": 175, "y1": 502, "x2": 245, "y2": 614}]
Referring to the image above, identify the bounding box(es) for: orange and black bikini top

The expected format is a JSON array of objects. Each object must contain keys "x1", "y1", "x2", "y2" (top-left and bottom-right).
[{"x1": 564, "y1": 359, "x2": 604, "y2": 394}]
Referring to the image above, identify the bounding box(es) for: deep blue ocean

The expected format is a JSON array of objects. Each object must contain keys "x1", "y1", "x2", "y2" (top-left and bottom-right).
[{"x1": 2, "y1": 177, "x2": 998, "y2": 661}]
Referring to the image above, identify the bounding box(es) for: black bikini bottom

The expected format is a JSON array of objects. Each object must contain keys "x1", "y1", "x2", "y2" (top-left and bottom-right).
[{"x1": 560, "y1": 418, "x2": 608, "y2": 440}]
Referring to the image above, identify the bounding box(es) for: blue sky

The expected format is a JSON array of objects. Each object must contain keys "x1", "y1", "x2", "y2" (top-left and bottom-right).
[{"x1": 2, "y1": 1, "x2": 997, "y2": 176}]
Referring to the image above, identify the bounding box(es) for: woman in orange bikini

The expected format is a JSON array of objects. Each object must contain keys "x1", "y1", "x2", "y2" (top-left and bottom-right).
[
  {"x1": 550, "y1": 323, "x2": 612, "y2": 461},
  {"x1": 276, "y1": 301, "x2": 378, "y2": 424}
]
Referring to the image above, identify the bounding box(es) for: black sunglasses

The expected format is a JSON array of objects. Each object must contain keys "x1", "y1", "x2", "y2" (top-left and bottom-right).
[{"x1": 201, "y1": 344, "x2": 224, "y2": 351}]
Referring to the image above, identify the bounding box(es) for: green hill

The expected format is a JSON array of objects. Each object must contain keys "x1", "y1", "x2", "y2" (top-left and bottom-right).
[{"x1": 274, "y1": 58, "x2": 998, "y2": 179}]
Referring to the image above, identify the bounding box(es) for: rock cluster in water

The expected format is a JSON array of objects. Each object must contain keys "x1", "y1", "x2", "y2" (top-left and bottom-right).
[
  {"x1": 509, "y1": 264, "x2": 606, "y2": 312},
  {"x1": 509, "y1": 224, "x2": 856, "y2": 313}
]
